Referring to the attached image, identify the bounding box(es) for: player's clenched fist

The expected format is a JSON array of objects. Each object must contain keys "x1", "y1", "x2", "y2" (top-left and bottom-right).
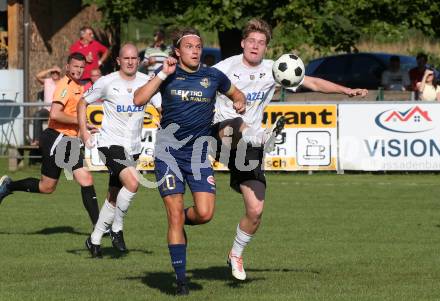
[
  {"x1": 233, "y1": 98, "x2": 246, "y2": 114},
  {"x1": 162, "y1": 57, "x2": 177, "y2": 75}
]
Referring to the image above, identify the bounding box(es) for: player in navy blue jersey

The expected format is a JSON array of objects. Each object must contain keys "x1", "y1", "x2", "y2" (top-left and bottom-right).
[{"x1": 134, "y1": 28, "x2": 245, "y2": 295}]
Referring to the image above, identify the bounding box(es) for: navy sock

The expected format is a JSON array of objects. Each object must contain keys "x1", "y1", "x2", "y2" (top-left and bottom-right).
[
  {"x1": 168, "y1": 244, "x2": 187, "y2": 282},
  {"x1": 8, "y1": 178, "x2": 40, "y2": 193},
  {"x1": 184, "y1": 207, "x2": 195, "y2": 226},
  {"x1": 80, "y1": 185, "x2": 100, "y2": 226}
]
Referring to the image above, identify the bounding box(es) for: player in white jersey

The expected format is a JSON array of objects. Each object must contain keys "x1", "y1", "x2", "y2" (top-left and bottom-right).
[
  {"x1": 212, "y1": 19, "x2": 368, "y2": 280},
  {"x1": 77, "y1": 43, "x2": 160, "y2": 258}
]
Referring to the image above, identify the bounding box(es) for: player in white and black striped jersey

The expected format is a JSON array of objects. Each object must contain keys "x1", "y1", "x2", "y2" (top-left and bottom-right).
[{"x1": 77, "y1": 43, "x2": 161, "y2": 258}]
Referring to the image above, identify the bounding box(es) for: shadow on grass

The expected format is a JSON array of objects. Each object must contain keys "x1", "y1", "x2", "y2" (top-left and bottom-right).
[
  {"x1": 126, "y1": 272, "x2": 203, "y2": 295},
  {"x1": 67, "y1": 246, "x2": 153, "y2": 259},
  {"x1": 126, "y1": 265, "x2": 319, "y2": 295},
  {"x1": 0, "y1": 226, "x2": 88, "y2": 236}
]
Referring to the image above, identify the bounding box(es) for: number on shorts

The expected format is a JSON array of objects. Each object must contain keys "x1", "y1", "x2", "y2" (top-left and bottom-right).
[{"x1": 165, "y1": 174, "x2": 176, "y2": 190}]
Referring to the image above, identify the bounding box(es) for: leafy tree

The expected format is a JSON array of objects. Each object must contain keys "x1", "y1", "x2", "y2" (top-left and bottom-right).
[{"x1": 86, "y1": 0, "x2": 440, "y2": 59}]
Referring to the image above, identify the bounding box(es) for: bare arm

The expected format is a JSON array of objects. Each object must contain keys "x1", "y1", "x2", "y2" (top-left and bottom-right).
[
  {"x1": 134, "y1": 57, "x2": 177, "y2": 106},
  {"x1": 49, "y1": 102, "x2": 78, "y2": 124},
  {"x1": 35, "y1": 66, "x2": 60, "y2": 85},
  {"x1": 303, "y1": 75, "x2": 368, "y2": 97},
  {"x1": 77, "y1": 98, "x2": 90, "y2": 144},
  {"x1": 134, "y1": 75, "x2": 163, "y2": 106},
  {"x1": 418, "y1": 70, "x2": 433, "y2": 93},
  {"x1": 225, "y1": 85, "x2": 246, "y2": 114},
  {"x1": 99, "y1": 48, "x2": 110, "y2": 66}
]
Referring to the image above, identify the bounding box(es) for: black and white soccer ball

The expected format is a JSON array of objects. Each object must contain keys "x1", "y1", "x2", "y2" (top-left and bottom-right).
[{"x1": 272, "y1": 54, "x2": 305, "y2": 87}]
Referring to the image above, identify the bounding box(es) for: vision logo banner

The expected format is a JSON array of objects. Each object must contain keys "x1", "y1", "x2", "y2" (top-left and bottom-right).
[
  {"x1": 339, "y1": 103, "x2": 440, "y2": 171},
  {"x1": 375, "y1": 106, "x2": 434, "y2": 133}
]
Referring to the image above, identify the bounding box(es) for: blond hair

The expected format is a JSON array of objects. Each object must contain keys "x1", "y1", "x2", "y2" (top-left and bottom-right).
[{"x1": 242, "y1": 18, "x2": 272, "y2": 44}]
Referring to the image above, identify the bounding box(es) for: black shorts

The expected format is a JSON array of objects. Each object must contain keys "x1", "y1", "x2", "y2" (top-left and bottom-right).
[
  {"x1": 98, "y1": 145, "x2": 139, "y2": 189},
  {"x1": 212, "y1": 122, "x2": 266, "y2": 193},
  {"x1": 40, "y1": 128, "x2": 84, "y2": 180}
]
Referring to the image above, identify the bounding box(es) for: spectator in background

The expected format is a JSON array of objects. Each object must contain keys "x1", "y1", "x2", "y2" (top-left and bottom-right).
[
  {"x1": 409, "y1": 53, "x2": 428, "y2": 98},
  {"x1": 83, "y1": 68, "x2": 102, "y2": 92},
  {"x1": 202, "y1": 54, "x2": 216, "y2": 67},
  {"x1": 139, "y1": 29, "x2": 171, "y2": 76},
  {"x1": 69, "y1": 26, "x2": 109, "y2": 84},
  {"x1": 32, "y1": 66, "x2": 61, "y2": 145},
  {"x1": 417, "y1": 69, "x2": 440, "y2": 101},
  {"x1": 381, "y1": 56, "x2": 410, "y2": 91}
]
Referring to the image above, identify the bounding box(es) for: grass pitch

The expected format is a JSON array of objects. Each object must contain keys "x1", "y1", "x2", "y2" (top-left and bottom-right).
[{"x1": 0, "y1": 160, "x2": 439, "y2": 301}]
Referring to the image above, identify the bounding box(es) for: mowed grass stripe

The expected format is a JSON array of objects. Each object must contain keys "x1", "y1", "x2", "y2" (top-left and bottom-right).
[{"x1": 1, "y1": 160, "x2": 439, "y2": 300}]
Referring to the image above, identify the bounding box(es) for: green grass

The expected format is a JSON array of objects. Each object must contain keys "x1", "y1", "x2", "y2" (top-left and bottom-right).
[{"x1": 1, "y1": 159, "x2": 440, "y2": 300}]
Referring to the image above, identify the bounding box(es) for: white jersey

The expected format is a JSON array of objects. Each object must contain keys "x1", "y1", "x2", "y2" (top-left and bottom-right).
[
  {"x1": 83, "y1": 71, "x2": 161, "y2": 154},
  {"x1": 213, "y1": 54, "x2": 298, "y2": 131}
]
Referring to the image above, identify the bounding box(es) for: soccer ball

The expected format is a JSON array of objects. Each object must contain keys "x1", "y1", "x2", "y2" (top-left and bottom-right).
[{"x1": 272, "y1": 54, "x2": 305, "y2": 87}]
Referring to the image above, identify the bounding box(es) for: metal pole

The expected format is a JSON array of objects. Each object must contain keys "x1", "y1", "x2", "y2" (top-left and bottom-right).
[{"x1": 23, "y1": 0, "x2": 30, "y2": 140}]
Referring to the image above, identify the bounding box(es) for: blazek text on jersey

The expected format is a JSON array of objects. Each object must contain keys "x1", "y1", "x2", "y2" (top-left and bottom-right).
[{"x1": 116, "y1": 105, "x2": 145, "y2": 113}]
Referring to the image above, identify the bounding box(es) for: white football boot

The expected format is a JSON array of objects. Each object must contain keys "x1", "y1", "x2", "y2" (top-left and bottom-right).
[{"x1": 227, "y1": 252, "x2": 246, "y2": 280}]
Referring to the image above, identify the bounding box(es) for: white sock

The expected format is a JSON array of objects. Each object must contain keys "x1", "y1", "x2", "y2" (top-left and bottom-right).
[
  {"x1": 242, "y1": 127, "x2": 264, "y2": 147},
  {"x1": 231, "y1": 224, "x2": 253, "y2": 257},
  {"x1": 111, "y1": 187, "x2": 136, "y2": 233},
  {"x1": 91, "y1": 200, "x2": 115, "y2": 245}
]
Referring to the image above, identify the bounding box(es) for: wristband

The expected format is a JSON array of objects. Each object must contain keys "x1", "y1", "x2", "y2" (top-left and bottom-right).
[{"x1": 157, "y1": 71, "x2": 168, "y2": 81}]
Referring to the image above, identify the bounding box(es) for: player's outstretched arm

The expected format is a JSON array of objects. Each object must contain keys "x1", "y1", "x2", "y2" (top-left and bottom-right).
[
  {"x1": 303, "y1": 75, "x2": 368, "y2": 97},
  {"x1": 134, "y1": 57, "x2": 177, "y2": 106},
  {"x1": 226, "y1": 85, "x2": 246, "y2": 114}
]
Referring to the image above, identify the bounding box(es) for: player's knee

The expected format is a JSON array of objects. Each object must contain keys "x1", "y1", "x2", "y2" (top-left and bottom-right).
[
  {"x1": 78, "y1": 172, "x2": 93, "y2": 186},
  {"x1": 39, "y1": 182, "x2": 56, "y2": 194},
  {"x1": 246, "y1": 207, "x2": 263, "y2": 224},
  {"x1": 168, "y1": 209, "x2": 184, "y2": 226},
  {"x1": 195, "y1": 207, "x2": 214, "y2": 224},
  {"x1": 124, "y1": 181, "x2": 138, "y2": 193}
]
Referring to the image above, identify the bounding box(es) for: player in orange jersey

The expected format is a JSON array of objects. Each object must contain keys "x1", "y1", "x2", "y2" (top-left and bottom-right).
[{"x1": 0, "y1": 53, "x2": 100, "y2": 229}]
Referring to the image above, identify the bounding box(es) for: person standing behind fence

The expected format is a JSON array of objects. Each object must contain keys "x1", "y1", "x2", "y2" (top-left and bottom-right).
[
  {"x1": 139, "y1": 29, "x2": 171, "y2": 76},
  {"x1": 69, "y1": 26, "x2": 109, "y2": 84},
  {"x1": 409, "y1": 53, "x2": 428, "y2": 99},
  {"x1": 381, "y1": 56, "x2": 411, "y2": 91},
  {"x1": 0, "y1": 52, "x2": 100, "y2": 230},
  {"x1": 417, "y1": 69, "x2": 440, "y2": 101},
  {"x1": 83, "y1": 68, "x2": 102, "y2": 92},
  {"x1": 33, "y1": 66, "x2": 62, "y2": 145}
]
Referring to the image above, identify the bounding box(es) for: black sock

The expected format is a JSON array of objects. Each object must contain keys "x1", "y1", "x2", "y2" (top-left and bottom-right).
[
  {"x1": 80, "y1": 185, "x2": 99, "y2": 226},
  {"x1": 184, "y1": 207, "x2": 195, "y2": 226},
  {"x1": 8, "y1": 178, "x2": 40, "y2": 193}
]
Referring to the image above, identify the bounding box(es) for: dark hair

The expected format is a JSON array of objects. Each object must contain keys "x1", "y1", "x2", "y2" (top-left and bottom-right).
[
  {"x1": 390, "y1": 55, "x2": 400, "y2": 62},
  {"x1": 171, "y1": 28, "x2": 202, "y2": 59},
  {"x1": 154, "y1": 29, "x2": 165, "y2": 39},
  {"x1": 68, "y1": 52, "x2": 86, "y2": 63},
  {"x1": 416, "y1": 52, "x2": 428, "y2": 61}
]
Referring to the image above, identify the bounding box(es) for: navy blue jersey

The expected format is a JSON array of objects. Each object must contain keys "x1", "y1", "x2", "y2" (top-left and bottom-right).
[{"x1": 157, "y1": 65, "x2": 231, "y2": 149}]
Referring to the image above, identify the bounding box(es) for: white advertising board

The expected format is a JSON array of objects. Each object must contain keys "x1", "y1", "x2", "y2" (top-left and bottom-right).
[{"x1": 339, "y1": 103, "x2": 440, "y2": 170}]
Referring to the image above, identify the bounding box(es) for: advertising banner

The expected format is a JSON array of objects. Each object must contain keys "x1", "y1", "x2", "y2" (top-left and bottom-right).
[
  {"x1": 84, "y1": 103, "x2": 338, "y2": 171},
  {"x1": 339, "y1": 103, "x2": 440, "y2": 170},
  {"x1": 261, "y1": 104, "x2": 338, "y2": 171}
]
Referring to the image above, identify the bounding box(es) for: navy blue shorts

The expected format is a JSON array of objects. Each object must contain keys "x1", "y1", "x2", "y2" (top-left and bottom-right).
[{"x1": 155, "y1": 156, "x2": 216, "y2": 198}]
